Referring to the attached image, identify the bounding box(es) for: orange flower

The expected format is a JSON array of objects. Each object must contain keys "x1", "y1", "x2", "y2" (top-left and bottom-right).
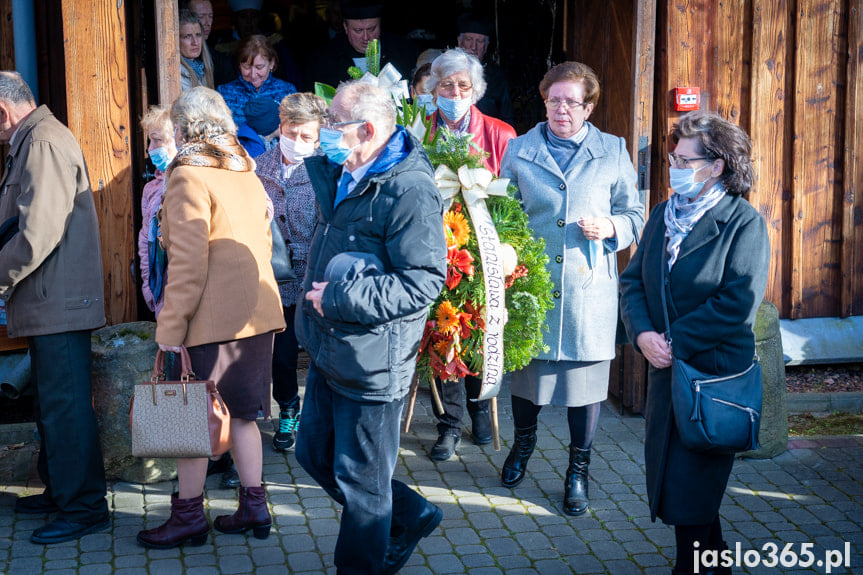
[
  {"x1": 436, "y1": 300, "x2": 461, "y2": 335},
  {"x1": 433, "y1": 339, "x2": 451, "y2": 357},
  {"x1": 443, "y1": 210, "x2": 471, "y2": 248}
]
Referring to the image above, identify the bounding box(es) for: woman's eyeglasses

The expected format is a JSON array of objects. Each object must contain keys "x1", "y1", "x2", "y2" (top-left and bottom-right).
[
  {"x1": 545, "y1": 99, "x2": 587, "y2": 110},
  {"x1": 668, "y1": 153, "x2": 714, "y2": 168}
]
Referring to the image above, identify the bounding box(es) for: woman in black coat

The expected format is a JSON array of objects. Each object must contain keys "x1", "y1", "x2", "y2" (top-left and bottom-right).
[{"x1": 619, "y1": 111, "x2": 770, "y2": 575}]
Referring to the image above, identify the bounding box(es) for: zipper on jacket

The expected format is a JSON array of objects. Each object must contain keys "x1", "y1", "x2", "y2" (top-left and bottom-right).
[{"x1": 690, "y1": 382, "x2": 701, "y2": 421}]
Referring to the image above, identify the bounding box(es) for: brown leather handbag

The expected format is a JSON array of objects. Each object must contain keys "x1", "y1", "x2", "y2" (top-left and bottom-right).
[{"x1": 130, "y1": 347, "x2": 232, "y2": 458}]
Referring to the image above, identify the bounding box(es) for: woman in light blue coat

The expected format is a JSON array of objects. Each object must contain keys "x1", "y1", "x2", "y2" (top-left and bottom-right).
[{"x1": 498, "y1": 62, "x2": 643, "y2": 516}]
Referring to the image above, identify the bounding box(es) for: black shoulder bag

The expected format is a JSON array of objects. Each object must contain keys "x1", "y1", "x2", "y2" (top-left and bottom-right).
[{"x1": 660, "y1": 239, "x2": 762, "y2": 454}]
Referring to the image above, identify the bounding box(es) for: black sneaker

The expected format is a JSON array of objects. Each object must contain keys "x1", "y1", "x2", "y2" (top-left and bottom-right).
[
  {"x1": 273, "y1": 408, "x2": 300, "y2": 452},
  {"x1": 429, "y1": 429, "x2": 461, "y2": 461}
]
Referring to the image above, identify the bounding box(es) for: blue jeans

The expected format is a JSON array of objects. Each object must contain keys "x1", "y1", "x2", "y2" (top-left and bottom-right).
[{"x1": 296, "y1": 362, "x2": 428, "y2": 574}]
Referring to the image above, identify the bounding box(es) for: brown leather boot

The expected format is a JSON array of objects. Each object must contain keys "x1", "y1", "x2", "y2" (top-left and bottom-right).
[
  {"x1": 136, "y1": 493, "x2": 209, "y2": 549},
  {"x1": 213, "y1": 486, "x2": 271, "y2": 539}
]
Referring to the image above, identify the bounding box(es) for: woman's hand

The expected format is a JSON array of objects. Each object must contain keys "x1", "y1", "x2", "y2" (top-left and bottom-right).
[
  {"x1": 305, "y1": 281, "x2": 328, "y2": 316},
  {"x1": 158, "y1": 343, "x2": 184, "y2": 354},
  {"x1": 636, "y1": 331, "x2": 672, "y2": 369},
  {"x1": 578, "y1": 217, "x2": 616, "y2": 240}
]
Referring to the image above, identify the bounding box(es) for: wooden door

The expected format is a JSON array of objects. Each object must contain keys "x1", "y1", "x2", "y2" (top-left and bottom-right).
[{"x1": 566, "y1": 0, "x2": 657, "y2": 413}]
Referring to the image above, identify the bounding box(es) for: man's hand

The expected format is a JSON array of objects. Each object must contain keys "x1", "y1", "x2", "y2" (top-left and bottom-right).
[
  {"x1": 305, "y1": 281, "x2": 328, "y2": 316},
  {"x1": 636, "y1": 331, "x2": 672, "y2": 369}
]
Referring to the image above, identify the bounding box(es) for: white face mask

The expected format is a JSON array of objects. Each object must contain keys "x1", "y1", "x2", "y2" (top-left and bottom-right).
[{"x1": 279, "y1": 135, "x2": 316, "y2": 165}]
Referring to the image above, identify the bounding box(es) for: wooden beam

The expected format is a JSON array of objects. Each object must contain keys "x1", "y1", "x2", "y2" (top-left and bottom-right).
[
  {"x1": 155, "y1": 0, "x2": 181, "y2": 107},
  {"x1": 842, "y1": 1, "x2": 863, "y2": 317},
  {"x1": 62, "y1": 0, "x2": 136, "y2": 326},
  {"x1": 749, "y1": 0, "x2": 792, "y2": 315},
  {"x1": 0, "y1": 0, "x2": 14, "y2": 70},
  {"x1": 790, "y1": 0, "x2": 846, "y2": 319}
]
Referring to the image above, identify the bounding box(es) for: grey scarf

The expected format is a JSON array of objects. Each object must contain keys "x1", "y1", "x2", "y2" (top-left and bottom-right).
[{"x1": 663, "y1": 183, "x2": 726, "y2": 269}]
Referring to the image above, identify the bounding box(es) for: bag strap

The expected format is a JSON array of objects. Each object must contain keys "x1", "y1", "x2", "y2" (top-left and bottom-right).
[
  {"x1": 150, "y1": 346, "x2": 196, "y2": 383},
  {"x1": 660, "y1": 237, "x2": 673, "y2": 348}
]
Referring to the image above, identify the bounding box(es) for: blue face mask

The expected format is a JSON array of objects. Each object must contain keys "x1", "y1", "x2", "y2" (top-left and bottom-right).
[
  {"x1": 416, "y1": 94, "x2": 436, "y2": 115},
  {"x1": 319, "y1": 126, "x2": 359, "y2": 165},
  {"x1": 436, "y1": 95, "x2": 472, "y2": 122},
  {"x1": 669, "y1": 163, "x2": 713, "y2": 199},
  {"x1": 149, "y1": 146, "x2": 172, "y2": 172}
]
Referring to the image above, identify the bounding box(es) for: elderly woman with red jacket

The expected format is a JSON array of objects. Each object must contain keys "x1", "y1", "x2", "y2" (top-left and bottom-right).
[{"x1": 424, "y1": 48, "x2": 517, "y2": 461}]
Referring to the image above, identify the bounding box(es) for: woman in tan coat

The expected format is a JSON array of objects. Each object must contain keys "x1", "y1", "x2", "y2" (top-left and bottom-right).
[{"x1": 137, "y1": 87, "x2": 285, "y2": 549}]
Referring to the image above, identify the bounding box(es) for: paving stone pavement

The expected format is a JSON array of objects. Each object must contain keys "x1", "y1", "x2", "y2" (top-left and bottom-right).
[{"x1": 0, "y1": 377, "x2": 861, "y2": 574}]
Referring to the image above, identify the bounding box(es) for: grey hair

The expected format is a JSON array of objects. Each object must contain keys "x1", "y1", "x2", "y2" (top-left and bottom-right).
[
  {"x1": 427, "y1": 48, "x2": 486, "y2": 104},
  {"x1": 0, "y1": 71, "x2": 35, "y2": 106},
  {"x1": 172, "y1": 86, "x2": 236, "y2": 141},
  {"x1": 336, "y1": 81, "x2": 397, "y2": 141},
  {"x1": 278, "y1": 92, "x2": 328, "y2": 127}
]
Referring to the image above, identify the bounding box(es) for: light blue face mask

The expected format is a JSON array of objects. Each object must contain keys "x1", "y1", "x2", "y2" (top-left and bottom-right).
[
  {"x1": 319, "y1": 126, "x2": 359, "y2": 165},
  {"x1": 415, "y1": 94, "x2": 436, "y2": 115},
  {"x1": 587, "y1": 239, "x2": 603, "y2": 269},
  {"x1": 436, "y1": 95, "x2": 472, "y2": 122},
  {"x1": 669, "y1": 162, "x2": 713, "y2": 199},
  {"x1": 149, "y1": 146, "x2": 172, "y2": 172}
]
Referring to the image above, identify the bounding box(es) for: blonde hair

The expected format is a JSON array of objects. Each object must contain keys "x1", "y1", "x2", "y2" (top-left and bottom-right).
[
  {"x1": 178, "y1": 9, "x2": 215, "y2": 89},
  {"x1": 140, "y1": 105, "x2": 173, "y2": 139},
  {"x1": 172, "y1": 86, "x2": 236, "y2": 141},
  {"x1": 278, "y1": 92, "x2": 328, "y2": 127}
]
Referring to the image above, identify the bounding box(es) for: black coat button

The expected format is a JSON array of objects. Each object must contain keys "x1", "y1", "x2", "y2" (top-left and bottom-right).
[
  {"x1": 553, "y1": 290, "x2": 561, "y2": 298},
  {"x1": 557, "y1": 219, "x2": 565, "y2": 227},
  {"x1": 555, "y1": 255, "x2": 562, "y2": 263},
  {"x1": 559, "y1": 183, "x2": 566, "y2": 190}
]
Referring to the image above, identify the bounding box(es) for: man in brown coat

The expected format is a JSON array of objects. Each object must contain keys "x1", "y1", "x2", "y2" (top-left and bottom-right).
[{"x1": 0, "y1": 71, "x2": 109, "y2": 543}]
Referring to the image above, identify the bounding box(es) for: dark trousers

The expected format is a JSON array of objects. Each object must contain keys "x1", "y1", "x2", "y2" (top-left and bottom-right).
[
  {"x1": 296, "y1": 362, "x2": 429, "y2": 574},
  {"x1": 272, "y1": 305, "x2": 300, "y2": 411},
  {"x1": 29, "y1": 330, "x2": 108, "y2": 522},
  {"x1": 432, "y1": 374, "x2": 488, "y2": 433}
]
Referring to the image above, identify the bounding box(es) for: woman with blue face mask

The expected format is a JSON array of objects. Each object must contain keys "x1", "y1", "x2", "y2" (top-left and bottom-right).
[
  {"x1": 255, "y1": 92, "x2": 328, "y2": 455},
  {"x1": 422, "y1": 49, "x2": 519, "y2": 463},
  {"x1": 620, "y1": 111, "x2": 770, "y2": 574},
  {"x1": 425, "y1": 48, "x2": 516, "y2": 176},
  {"x1": 138, "y1": 105, "x2": 178, "y2": 317}
]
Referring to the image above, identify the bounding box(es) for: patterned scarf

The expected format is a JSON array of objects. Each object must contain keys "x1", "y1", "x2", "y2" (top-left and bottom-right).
[
  {"x1": 664, "y1": 183, "x2": 726, "y2": 269},
  {"x1": 184, "y1": 56, "x2": 205, "y2": 80},
  {"x1": 167, "y1": 133, "x2": 255, "y2": 177}
]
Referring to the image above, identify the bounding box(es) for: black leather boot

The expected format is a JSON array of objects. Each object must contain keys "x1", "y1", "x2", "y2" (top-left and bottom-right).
[
  {"x1": 563, "y1": 445, "x2": 590, "y2": 516},
  {"x1": 500, "y1": 424, "x2": 537, "y2": 487}
]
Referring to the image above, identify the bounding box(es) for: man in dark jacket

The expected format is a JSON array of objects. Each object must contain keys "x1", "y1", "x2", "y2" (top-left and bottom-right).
[
  {"x1": 305, "y1": 1, "x2": 418, "y2": 90},
  {"x1": 295, "y1": 80, "x2": 447, "y2": 574},
  {"x1": 457, "y1": 12, "x2": 514, "y2": 126},
  {"x1": 0, "y1": 71, "x2": 109, "y2": 543}
]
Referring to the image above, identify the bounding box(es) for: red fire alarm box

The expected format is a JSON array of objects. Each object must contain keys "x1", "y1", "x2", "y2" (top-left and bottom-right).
[{"x1": 674, "y1": 87, "x2": 700, "y2": 111}]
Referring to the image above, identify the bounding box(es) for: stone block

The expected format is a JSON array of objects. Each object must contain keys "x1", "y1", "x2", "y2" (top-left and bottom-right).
[
  {"x1": 742, "y1": 301, "x2": 788, "y2": 459},
  {"x1": 91, "y1": 322, "x2": 177, "y2": 483}
]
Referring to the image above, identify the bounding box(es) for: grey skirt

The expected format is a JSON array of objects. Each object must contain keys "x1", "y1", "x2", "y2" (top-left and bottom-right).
[
  {"x1": 509, "y1": 359, "x2": 610, "y2": 407},
  {"x1": 172, "y1": 332, "x2": 275, "y2": 420}
]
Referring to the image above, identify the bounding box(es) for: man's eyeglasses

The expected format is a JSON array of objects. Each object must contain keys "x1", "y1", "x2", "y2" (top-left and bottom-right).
[
  {"x1": 545, "y1": 99, "x2": 588, "y2": 110},
  {"x1": 668, "y1": 153, "x2": 714, "y2": 168},
  {"x1": 437, "y1": 81, "x2": 473, "y2": 93},
  {"x1": 325, "y1": 119, "x2": 367, "y2": 131}
]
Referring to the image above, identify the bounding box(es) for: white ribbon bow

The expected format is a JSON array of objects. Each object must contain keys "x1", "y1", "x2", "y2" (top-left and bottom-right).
[
  {"x1": 434, "y1": 165, "x2": 510, "y2": 210},
  {"x1": 359, "y1": 63, "x2": 410, "y2": 104}
]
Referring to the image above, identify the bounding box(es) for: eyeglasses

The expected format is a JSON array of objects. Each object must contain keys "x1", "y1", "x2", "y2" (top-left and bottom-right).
[
  {"x1": 437, "y1": 81, "x2": 473, "y2": 93},
  {"x1": 545, "y1": 99, "x2": 587, "y2": 110},
  {"x1": 668, "y1": 153, "x2": 714, "y2": 168},
  {"x1": 324, "y1": 119, "x2": 367, "y2": 131}
]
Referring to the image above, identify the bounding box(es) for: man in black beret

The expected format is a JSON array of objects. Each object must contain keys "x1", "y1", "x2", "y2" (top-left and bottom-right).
[
  {"x1": 457, "y1": 12, "x2": 514, "y2": 126},
  {"x1": 306, "y1": 0, "x2": 419, "y2": 90}
]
